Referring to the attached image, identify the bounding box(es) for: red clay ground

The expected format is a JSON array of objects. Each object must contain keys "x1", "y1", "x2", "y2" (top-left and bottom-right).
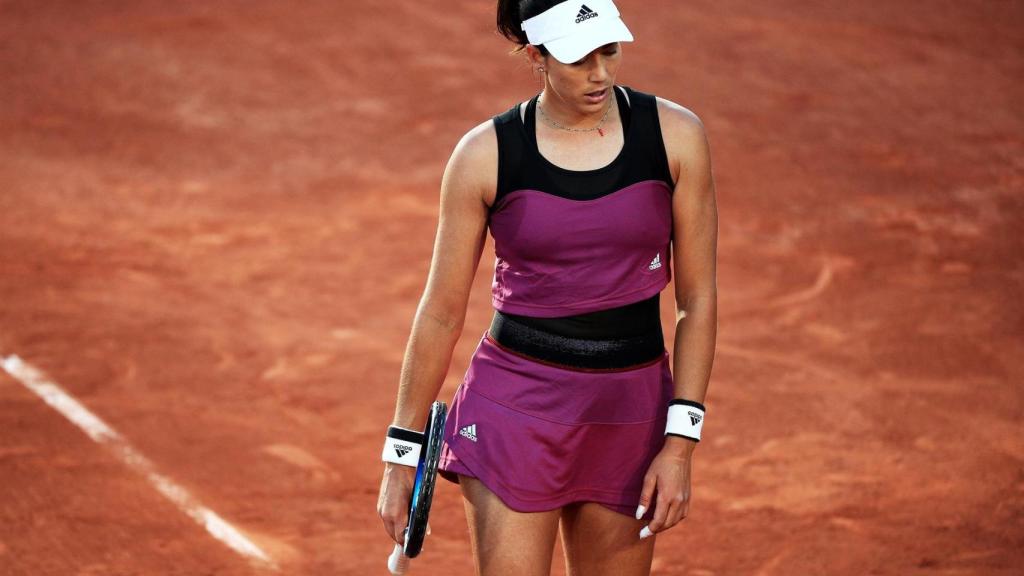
[{"x1": 1, "y1": 1, "x2": 1022, "y2": 574}]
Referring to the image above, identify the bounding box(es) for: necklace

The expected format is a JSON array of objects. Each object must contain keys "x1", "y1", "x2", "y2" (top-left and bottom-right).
[{"x1": 536, "y1": 90, "x2": 614, "y2": 137}]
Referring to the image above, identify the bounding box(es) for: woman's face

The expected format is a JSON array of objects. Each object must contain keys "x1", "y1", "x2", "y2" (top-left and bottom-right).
[{"x1": 531, "y1": 42, "x2": 622, "y2": 112}]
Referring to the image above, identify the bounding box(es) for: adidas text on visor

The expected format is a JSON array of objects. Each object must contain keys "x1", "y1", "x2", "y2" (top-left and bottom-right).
[{"x1": 521, "y1": 0, "x2": 634, "y2": 64}]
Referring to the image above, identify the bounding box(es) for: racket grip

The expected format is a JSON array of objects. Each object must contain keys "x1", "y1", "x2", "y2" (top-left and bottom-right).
[{"x1": 388, "y1": 542, "x2": 410, "y2": 575}]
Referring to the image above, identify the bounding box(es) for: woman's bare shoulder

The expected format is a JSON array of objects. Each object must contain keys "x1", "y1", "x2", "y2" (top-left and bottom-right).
[
  {"x1": 654, "y1": 95, "x2": 710, "y2": 183},
  {"x1": 443, "y1": 118, "x2": 499, "y2": 207},
  {"x1": 452, "y1": 118, "x2": 498, "y2": 166},
  {"x1": 654, "y1": 96, "x2": 707, "y2": 145}
]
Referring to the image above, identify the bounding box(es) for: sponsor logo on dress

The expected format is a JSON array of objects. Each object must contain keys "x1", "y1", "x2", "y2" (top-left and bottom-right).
[
  {"x1": 576, "y1": 4, "x2": 598, "y2": 23},
  {"x1": 687, "y1": 411, "x2": 702, "y2": 426},
  {"x1": 394, "y1": 444, "x2": 414, "y2": 458},
  {"x1": 648, "y1": 253, "x2": 662, "y2": 271},
  {"x1": 459, "y1": 424, "x2": 478, "y2": 442}
]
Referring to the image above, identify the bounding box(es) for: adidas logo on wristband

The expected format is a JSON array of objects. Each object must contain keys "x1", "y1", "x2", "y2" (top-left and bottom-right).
[
  {"x1": 382, "y1": 426, "x2": 424, "y2": 467},
  {"x1": 666, "y1": 400, "x2": 706, "y2": 442}
]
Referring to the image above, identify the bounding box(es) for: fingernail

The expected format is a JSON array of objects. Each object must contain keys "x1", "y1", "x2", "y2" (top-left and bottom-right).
[
  {"x1": 639, "y1": 526, "x2": 653, "y2": 539},
  {"x1": 426, "y1": 522, "x2": 432, "y2": 535},
  {"x1": 635, "y1": 504, "x2": 646, "y2": 520}
]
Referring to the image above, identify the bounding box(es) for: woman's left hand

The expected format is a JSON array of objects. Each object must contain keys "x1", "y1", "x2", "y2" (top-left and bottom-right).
[{"x1": 636, "y1": 436, "x2": 695, "y2": 539}]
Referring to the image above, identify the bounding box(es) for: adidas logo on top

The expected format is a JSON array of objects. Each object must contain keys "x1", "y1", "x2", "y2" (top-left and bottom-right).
[
  {"x1": 575, "y1": 4, "x2": 598, "y2": 23},
  {"x1": 648, "y1": 253, "x2": 662, "y2": 271},
  {"x1": 459, "y1": 424, "x2": 478, "y2": 442},
  {"x1": 688, "y1": 411, "x2": 702, "y2": 426},
  {"x1": 394, "y1": 444, "x2": 413, "y2": 458}
]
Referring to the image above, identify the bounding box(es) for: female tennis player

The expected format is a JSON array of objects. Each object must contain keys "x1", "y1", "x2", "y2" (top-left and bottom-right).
[{"x1": 377, "y1": 0, "x2": 717, "y2": 573}]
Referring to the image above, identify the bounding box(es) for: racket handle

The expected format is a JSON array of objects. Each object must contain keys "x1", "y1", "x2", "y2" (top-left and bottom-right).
[{"x1": 388, "y1": 542, "x2": 410, "y2": 575}]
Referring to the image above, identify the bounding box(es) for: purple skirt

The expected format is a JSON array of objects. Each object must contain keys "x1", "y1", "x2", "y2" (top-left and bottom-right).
[{"x1": 438, "y1": 329, "x2": 673, "y2": 520}]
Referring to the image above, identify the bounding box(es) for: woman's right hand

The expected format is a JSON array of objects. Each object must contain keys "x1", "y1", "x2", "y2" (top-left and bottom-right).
[{"x1": 377, "y1": 462, "x2": 417, "y2": 545}]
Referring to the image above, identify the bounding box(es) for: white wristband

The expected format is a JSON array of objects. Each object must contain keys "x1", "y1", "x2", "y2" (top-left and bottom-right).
[
  {"x1": 665, "y1": 399, "x2": 705, "y2": 442},
  {"x1": 382, "y1": 426, "x2": 424, "y2": 467}
]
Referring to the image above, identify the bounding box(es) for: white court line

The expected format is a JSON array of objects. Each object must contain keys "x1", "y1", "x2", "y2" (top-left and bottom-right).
[{"x1": 0, "y1": 354, "x2": 277, "y2": 570}]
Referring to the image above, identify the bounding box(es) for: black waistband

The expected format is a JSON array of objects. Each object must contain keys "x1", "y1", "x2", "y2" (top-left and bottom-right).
[{"x1": 487, "y1": 309, "x2": 666, "y2": 371}]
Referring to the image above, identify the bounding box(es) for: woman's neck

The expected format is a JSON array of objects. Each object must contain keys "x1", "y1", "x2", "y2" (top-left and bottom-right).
[{"x1": 537, "y1": 86, "x2": 616, "y2": 129}]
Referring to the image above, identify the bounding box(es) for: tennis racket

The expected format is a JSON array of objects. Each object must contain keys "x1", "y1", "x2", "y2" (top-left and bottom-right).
[{"x1": 387, "y1": 400, "x2": 447, "y2": 574}]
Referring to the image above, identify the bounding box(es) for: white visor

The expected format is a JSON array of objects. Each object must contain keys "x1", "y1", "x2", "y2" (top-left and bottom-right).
[{"x1": 521, "y1": 0, "x2": 634, "y2": 64}]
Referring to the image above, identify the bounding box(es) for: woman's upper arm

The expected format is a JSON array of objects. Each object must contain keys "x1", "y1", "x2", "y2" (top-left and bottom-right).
[
  {"x1": 657, "y1": 98, "x2": 718, "y2": 312},
  {"x1": 417, "y1": 120, "x2": 497, "y2": 330}
]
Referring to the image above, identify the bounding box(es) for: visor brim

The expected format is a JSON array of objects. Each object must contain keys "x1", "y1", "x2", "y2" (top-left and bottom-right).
[{"x1": 544, "y1": 17, "x2": 634, "y2": 64}]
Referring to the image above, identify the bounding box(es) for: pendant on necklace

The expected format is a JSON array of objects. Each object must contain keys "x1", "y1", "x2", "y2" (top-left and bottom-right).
[{"x1": 598, "y1": 128, "x2": 604, "y2": 137}]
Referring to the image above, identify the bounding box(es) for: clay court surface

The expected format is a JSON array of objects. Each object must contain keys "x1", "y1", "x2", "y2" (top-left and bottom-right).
[{"x1": 1, "y1": 1, "x2": 1022, "y2": 574}]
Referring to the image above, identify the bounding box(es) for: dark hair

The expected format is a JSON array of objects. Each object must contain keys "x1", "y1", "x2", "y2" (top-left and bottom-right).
[{"x1": 496, "y1": 0, "x2": 569, "y2": 57}]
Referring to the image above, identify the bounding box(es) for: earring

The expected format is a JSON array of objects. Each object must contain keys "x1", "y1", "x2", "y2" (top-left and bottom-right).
[{"x1": 538, "y1": 66, "x2": 545, "y2": 73}]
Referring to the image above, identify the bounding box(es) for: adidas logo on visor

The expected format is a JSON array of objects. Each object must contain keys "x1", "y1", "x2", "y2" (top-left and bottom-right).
[{"x1": 575, "y1": 4, "x2": 598, "y2": 23}]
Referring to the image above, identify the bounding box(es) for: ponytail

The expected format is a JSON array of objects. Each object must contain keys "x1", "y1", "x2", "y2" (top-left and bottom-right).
[{"x1": 496, "y1": 0, "x2": 528, "y2": 46}]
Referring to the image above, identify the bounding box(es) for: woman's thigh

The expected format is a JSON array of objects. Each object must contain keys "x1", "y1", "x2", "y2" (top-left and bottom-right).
[
  {"x1": 559, "y1": 501, "x2": 656, "y2": 576},
  {"x1": 458, "y1": 474, "x2": 562, "y2": 576}
]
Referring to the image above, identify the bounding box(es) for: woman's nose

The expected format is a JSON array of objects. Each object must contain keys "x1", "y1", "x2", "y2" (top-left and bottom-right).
[{"x1": 589, "y1": 61, "x2": 609, "y2": 82}]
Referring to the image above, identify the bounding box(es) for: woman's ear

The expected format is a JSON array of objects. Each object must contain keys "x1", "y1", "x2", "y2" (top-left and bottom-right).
[{"x1": 524, "y1": 44, "x2": 547, "y2": 73}]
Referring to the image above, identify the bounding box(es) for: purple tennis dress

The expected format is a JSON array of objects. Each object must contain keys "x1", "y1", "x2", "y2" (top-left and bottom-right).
[{"x1": 437, "y1": 85, "x2": 675, "y2": 520}]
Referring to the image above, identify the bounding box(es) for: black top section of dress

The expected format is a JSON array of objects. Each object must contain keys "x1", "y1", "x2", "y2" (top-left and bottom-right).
[
  {"x1": 490, "y1": 84, "x2": 675, "y2": 207},
  {"x1": 486, "y1": 85, "x2": 674, "y2": 366}
]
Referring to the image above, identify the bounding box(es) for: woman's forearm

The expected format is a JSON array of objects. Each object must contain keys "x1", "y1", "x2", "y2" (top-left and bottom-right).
[
  {"x1": 665, "y1": 293, "x2": 718, "y2": 455},
  {"x1": 389, "y1": 305, "x2": 464, "y2": 432},
  {"x1": 671, "y1": 293, "x2": 717, "y2": 402}
]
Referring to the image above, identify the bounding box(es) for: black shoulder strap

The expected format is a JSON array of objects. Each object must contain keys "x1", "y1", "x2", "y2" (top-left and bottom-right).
[
  {"x1": 492, "y1": 103, "x2": 528, "y2": 209},
  {"x1": 619, "y1": 85, "x2": 675, "y2": 190}
]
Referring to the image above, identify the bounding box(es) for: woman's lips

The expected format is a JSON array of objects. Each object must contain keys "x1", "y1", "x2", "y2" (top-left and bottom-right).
[{"x1": 584, "y1": 88, "x2": 608, "y2": 103}]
